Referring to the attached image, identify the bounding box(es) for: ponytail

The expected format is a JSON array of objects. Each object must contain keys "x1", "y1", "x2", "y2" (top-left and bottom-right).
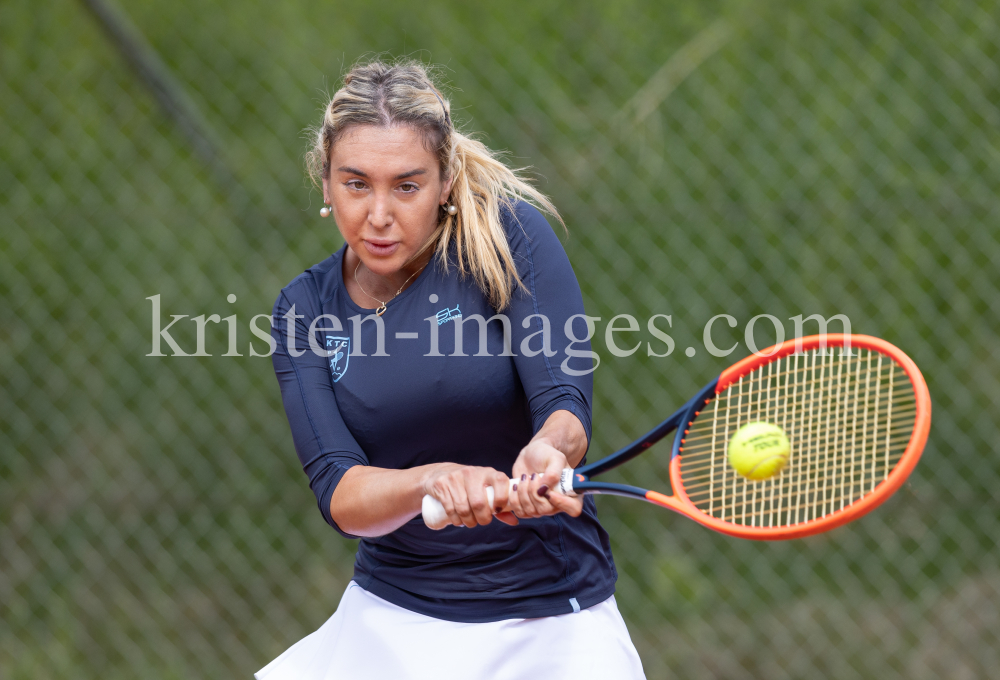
[{"x1": 435, "y1": 131, "x2": 564, "y2": 310}]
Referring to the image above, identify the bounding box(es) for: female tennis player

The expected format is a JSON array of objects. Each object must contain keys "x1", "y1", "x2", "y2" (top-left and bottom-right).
[{"x1": 257, "y1": 60, "x2": 645, "y2": 680}]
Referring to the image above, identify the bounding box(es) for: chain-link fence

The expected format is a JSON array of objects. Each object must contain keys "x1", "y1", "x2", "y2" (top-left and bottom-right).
[{"x1": 3, "y1": 0, "x2": 998, "y2": 677}]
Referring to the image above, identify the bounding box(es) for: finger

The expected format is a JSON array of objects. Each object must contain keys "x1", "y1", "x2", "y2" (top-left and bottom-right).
[
  {"x1": 437, "y1": 486, "x2": 463, "y2": 528},
  {"x1": 495, "y1": 511, "x2": 519, "y2": 526},
  {"x1": 449, "y1": 481, "x2": 477, "y2": 528},
  {"x1": 529, "y1": 471, "x2": 557, "y2": 516},
  {"x1": 491, "y1": 471, "x2": 511, "y2": 515},
  {"x1": 515, "y1": 472, "x2": 535, "y2": 517},
  {"x1": 547, "y1": 491, "x2": 584, "y2": 518},
  {"x1": 507, "y1": 474, "x2": 526, "y2": 518},
  {"x1": 520, "y1": 472, "x2": 547, "y2": 517},
  {"x1": 468, "y1": 480, "x2": 493, "y2": 526},
  {"x1": 516, "y1": 472, "x2": 538, "y2": 518},
  {"x1": 531, "y1": 459, "x2": 568, "y2": 515}
]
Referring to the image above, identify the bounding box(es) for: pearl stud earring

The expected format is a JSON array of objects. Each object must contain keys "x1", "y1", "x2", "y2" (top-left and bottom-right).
[
  {"x1": 446, "y1": 203, "x2": 458, "y2": 215},
  {"x1": 320, "y1": 205, "x2": 331, "y2": 218}
]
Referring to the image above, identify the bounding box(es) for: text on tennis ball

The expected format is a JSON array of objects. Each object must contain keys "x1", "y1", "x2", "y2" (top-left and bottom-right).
[{"x1": 728, "y1": 422, "x2": 791, "y2": 481}]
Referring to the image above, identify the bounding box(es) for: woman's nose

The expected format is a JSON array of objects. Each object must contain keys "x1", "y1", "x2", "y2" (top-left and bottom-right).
[{"x1": 368, "y1": 192, "x2": 393, "y2": 228}]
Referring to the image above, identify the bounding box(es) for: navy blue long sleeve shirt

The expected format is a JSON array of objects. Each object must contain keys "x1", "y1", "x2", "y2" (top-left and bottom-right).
[{"x1": 271, "y1": 201, "x2": 617, "y2": 622}]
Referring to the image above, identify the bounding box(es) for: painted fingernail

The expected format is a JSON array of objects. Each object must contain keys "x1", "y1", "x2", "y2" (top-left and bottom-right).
[
  {"x1": 512, "y1": 484, "x2": 518, "y2": 492},
  {"x1": 537, "y1": 485, "x2": 549, "y2": 497},
  {"x1": 530, "y1": 473, "x2": 536, "y2": 481},
  {"x1": 521, "y1": 474, "x2": 527, "y2": 482}
]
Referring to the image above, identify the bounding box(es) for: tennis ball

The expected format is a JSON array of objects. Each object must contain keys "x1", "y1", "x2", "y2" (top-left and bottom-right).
[{"x1": 728, "y1": 422, "x2": 790, "y2": 481}]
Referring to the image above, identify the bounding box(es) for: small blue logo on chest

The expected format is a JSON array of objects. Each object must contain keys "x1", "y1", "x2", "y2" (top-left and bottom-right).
[
  {"x1": 436, "y1": 305, "x2": 462, "y2": 325},
  {"x1": 325, "y1": 336, "x2": 350, "y2": 382}
]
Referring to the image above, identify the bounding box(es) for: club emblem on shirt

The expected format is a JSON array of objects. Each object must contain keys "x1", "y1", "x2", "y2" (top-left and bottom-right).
[{"x1": 325, "y1": 336, "x2": 350, "y2": 382}]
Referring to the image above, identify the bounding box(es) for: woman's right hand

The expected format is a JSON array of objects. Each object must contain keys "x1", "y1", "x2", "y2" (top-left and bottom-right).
[{"x1": 422, "y1": 464, "x2": 516, "y2": 529}]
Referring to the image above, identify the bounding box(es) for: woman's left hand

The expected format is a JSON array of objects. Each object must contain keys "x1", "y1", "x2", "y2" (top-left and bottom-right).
[{"x1": 507, "y1": 438, "x2": 585, "y2": 520}]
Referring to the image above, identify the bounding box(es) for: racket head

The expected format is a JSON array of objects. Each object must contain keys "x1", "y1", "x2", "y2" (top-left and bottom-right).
[{"x1": 663, "y1": 334, "x2": 930, "y2": 540}]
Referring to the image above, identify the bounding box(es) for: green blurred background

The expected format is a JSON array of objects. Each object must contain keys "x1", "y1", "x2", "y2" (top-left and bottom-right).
[{"x1": 2, "y1": 0, "x2": 998, "y2": 677}]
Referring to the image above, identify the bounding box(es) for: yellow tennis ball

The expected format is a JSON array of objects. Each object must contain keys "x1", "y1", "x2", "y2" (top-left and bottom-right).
[{"x1": 728, "y1": 422, "x2": 790, "y2": 481}]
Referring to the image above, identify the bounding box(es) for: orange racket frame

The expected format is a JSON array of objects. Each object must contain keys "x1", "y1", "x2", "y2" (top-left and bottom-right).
[{"x1": 564, "y1": 334, "x2": 931, "y2": 540}]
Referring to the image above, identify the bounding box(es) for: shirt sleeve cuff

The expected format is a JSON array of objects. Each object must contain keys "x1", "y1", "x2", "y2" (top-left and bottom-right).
[
  {"x1": 532, "y1": 398, "x2": 593, "y2": 453},
  {"x1": 310, "y1": 455, "x2": 366, "y2": 539}
]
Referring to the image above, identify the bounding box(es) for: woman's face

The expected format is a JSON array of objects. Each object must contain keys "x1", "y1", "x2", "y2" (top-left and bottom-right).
[{"x1": 323, "y1": 125, "x2": 452, "y2": 278}]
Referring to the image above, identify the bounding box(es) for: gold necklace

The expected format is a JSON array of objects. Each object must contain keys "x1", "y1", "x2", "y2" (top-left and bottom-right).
[{"x1": 354, "y1": 260, "x2": 424, "y2": 316}]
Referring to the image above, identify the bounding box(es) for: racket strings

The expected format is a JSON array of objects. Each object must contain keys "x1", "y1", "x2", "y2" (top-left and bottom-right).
[
  {"x1": 695, "y1": 353, "x2": 896, "y2": 405},
  {"x1": 680, "y1": 405, "x2": 916, "y2": 450},
  {"x1": 695, "y1": 375, "x2": 914, "y2": 420},
  {"x1": 677, "y1": 348, "x2": 916, "y2": 528},
  {"x1": 679, "y1": 431, "x2": 914, "y2": 482}
]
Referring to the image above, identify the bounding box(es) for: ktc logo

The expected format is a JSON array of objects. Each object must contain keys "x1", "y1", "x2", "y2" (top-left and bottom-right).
[{"x1": 325, "y1": 336, "x2": 350, "y2": 382}]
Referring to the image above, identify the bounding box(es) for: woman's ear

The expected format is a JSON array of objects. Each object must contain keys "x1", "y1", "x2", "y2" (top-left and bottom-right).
[
  {"x1": 322, "y1": 176, "x2": 331, "y2": 204},
  {"x1": 440, "y1": 172, "x2": 454, "y2": 205}
]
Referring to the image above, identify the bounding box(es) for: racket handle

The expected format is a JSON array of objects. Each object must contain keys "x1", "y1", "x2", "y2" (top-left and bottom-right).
[{"x1": 421, "y1": 469, "x2": 577, "y2": 529}]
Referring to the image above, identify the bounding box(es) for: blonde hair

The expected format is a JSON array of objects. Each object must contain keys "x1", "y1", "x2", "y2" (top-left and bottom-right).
[{"x1": 306, "y1": 59, "x2": 564, "y2": 311}]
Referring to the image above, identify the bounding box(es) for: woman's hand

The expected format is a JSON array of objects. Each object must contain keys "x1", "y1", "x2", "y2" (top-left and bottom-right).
[
  {"x1": 507, "y1": 438, "x2": 585, "y2": 520},
  {"x1": 422, "y1": 463, "x2": 516, "y2": 529}
]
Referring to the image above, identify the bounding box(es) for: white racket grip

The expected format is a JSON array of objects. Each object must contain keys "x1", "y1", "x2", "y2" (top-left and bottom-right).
[{"x1": 421, "y1": 468, "x2": 577, "y2": 529}]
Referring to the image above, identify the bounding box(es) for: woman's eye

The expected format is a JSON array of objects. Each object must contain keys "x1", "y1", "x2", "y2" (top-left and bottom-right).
[
  {"x1": 345, "y1": 180, "x2": 366, "y2": 190},
  {"x1": 398, "y1": 182, "x2": 419, "y2": 193}
]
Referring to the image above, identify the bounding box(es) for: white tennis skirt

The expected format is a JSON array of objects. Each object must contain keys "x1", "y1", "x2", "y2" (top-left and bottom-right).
[{"x1": 256, "y1": 582, "x2": 646, "y2": 680}]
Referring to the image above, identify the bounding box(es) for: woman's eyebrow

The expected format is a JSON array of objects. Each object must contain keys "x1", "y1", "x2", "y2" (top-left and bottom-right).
[{"x1": 336, "y1": 167, "x2": 427, "y2": 180}]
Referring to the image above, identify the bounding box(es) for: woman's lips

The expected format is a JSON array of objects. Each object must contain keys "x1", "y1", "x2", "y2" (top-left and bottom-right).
[{"x1": 363, "y1": 240, "x2": 399, "y2": 257}]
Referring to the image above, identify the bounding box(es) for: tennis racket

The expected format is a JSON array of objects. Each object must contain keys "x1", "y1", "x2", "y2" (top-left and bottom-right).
[{"x1": 423, "y1": 334, "x2": 931, "y2": 539}]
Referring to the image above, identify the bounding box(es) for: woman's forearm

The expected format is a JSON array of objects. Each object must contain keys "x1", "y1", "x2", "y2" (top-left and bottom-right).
[
  {"x1": 331, "y1": 461, "x2": 511, "y2": 536},
  {"x1": 530, "y1": 409, "x2": 589, "y2": 468},
  {"x1": 330, "y1": 465, "x2": 434, "y2": 537}
]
